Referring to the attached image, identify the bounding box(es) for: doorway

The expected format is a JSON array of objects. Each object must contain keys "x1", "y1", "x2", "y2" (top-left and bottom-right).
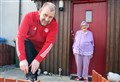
[{"x1": 70, "y1": 1, "x2": 107, "y2": 76}]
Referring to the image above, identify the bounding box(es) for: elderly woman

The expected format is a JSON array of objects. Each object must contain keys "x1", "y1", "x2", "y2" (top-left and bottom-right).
[{"x1": 72, "y1": 21, "x2": 94, "y2": 81}]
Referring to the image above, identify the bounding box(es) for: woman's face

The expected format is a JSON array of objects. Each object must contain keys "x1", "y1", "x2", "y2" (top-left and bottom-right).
[{"x1": 81, "y1": 25, "x2": 88, "y2": 32}]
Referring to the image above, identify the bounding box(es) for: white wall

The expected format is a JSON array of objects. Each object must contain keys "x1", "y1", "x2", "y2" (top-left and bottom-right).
[
  {"x1": 1, "y1": 0, "x2": 19, "y2": 46},
  {"x1": 0, "y1": 0, "x2": 37, "y2": 46},
  {"x1": 0, "y1": 0, "x2": 2, "y2": 36},
  {"x1": 21, "y1": 0, "x2": 37, "y2": 18}
]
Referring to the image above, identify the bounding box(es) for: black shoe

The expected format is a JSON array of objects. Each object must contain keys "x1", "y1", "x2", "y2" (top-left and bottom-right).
[{"x1": 26, "y1": 72, "x2": 38, "y2": 82}]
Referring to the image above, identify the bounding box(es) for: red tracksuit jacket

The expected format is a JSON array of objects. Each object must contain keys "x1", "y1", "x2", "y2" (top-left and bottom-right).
[{"x1": 16, "y1": 11, "x2": 58, "y2": 63}]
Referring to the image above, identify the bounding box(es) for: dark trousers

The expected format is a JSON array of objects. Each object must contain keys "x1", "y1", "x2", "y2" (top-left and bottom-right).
[{"x1": 25, "y1": 39, "x2": 38, "y2": 77}]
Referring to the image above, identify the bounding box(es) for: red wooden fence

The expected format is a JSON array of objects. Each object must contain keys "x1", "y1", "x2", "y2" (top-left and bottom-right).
[
  {"x1": 92, "y1": 70, "x2": 109, "y2": 82},
  {"x1": 0, "y1": 77, "x2": 40, "y2": 82}
]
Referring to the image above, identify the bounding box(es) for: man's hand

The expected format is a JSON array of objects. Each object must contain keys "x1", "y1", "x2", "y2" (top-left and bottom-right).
[
  {"x1": 30, "y1": 59, "x2": 40, "y2": 74},
  {"x1": 20, "y1": 60, "x2": 28, "y2": 74}
]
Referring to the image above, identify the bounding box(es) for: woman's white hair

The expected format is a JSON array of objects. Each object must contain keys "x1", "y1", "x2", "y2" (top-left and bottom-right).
[{"x1": 80, "y1": 21, "x2": 89, "y2": 28}]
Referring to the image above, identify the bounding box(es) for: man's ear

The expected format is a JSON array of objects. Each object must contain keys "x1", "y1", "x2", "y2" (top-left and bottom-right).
[
  {"x1": 39, "y1": 8, "x2": 42, "y2": 12},
  {"x1": 38, "y1": 9, "x2": 42, "y2": 16}
]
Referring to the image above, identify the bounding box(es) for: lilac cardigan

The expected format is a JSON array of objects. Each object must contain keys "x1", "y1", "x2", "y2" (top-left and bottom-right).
[{"x1": 73, "y1": 30, "x2": 94, "y2": 56}]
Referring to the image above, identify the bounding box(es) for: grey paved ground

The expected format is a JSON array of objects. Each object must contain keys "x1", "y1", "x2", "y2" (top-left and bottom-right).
[{"x1": 0, "y1": 65, "x2": 83, "y2": 82}]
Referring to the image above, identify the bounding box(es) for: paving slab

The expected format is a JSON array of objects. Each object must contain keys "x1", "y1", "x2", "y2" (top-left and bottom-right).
[{"x1": 0, "y1": 66, "x2": 84, "y2": 82}]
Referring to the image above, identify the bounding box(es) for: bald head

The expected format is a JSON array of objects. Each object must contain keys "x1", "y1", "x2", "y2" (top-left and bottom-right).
[{"x1": 40, "y1": 2, "x2": 56, "y2": 12}]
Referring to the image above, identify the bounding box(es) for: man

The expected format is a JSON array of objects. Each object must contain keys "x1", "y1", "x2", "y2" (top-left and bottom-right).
[{"x1": 16, "y1": 2, "x2": 58, "y2": 81}]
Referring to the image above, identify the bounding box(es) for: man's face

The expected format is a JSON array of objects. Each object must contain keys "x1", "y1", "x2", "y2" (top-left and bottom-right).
[{"x1": 39, "y1": 7, "x2": 55, "y2": 26}]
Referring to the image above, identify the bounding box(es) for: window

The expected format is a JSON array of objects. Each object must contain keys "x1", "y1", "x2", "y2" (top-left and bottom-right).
[{"x1": 85, "y1": 11, "x2": 92, "y2": 22}]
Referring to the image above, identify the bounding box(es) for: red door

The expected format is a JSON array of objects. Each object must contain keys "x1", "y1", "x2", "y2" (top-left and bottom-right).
[{"x1": 70, "y1": 2, "x2": 107, "y2": 76}]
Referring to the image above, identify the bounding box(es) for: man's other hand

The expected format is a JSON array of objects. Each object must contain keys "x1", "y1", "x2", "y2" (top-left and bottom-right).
[
  {"x1": 20, "y1": 60, "x2": 28, "y2": 74},
  {"x1": 30, "y1": 59, "x2": 40, "y2": 74}
]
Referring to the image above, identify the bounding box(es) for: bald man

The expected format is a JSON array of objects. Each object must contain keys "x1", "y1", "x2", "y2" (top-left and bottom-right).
[{"x1": 16, "y1": 2, "x2": 58, "y2": 81}]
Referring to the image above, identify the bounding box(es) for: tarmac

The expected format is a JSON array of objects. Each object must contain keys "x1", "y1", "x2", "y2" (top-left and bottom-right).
[{"x1": 0, "y1": 65, "x2": 84, "y2": 82}]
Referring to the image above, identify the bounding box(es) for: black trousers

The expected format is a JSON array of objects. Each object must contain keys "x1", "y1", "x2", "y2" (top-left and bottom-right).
[{"x1": 25, "y1": 39, "x2": 38, "y2": 76}]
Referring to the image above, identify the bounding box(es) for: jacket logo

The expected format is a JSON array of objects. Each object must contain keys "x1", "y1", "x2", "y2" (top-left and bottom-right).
[
  {"x1": 34, "y1": 27, "x2": 37, "y2": 30},
  {"x1": 44, "y1": 28, "x2": 49, "y2": 33}
]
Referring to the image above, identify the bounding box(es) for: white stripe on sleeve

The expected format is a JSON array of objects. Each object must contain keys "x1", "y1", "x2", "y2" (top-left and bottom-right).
[{"x1": 40, "y1": 43, "x2": 53, "y2": 58}]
